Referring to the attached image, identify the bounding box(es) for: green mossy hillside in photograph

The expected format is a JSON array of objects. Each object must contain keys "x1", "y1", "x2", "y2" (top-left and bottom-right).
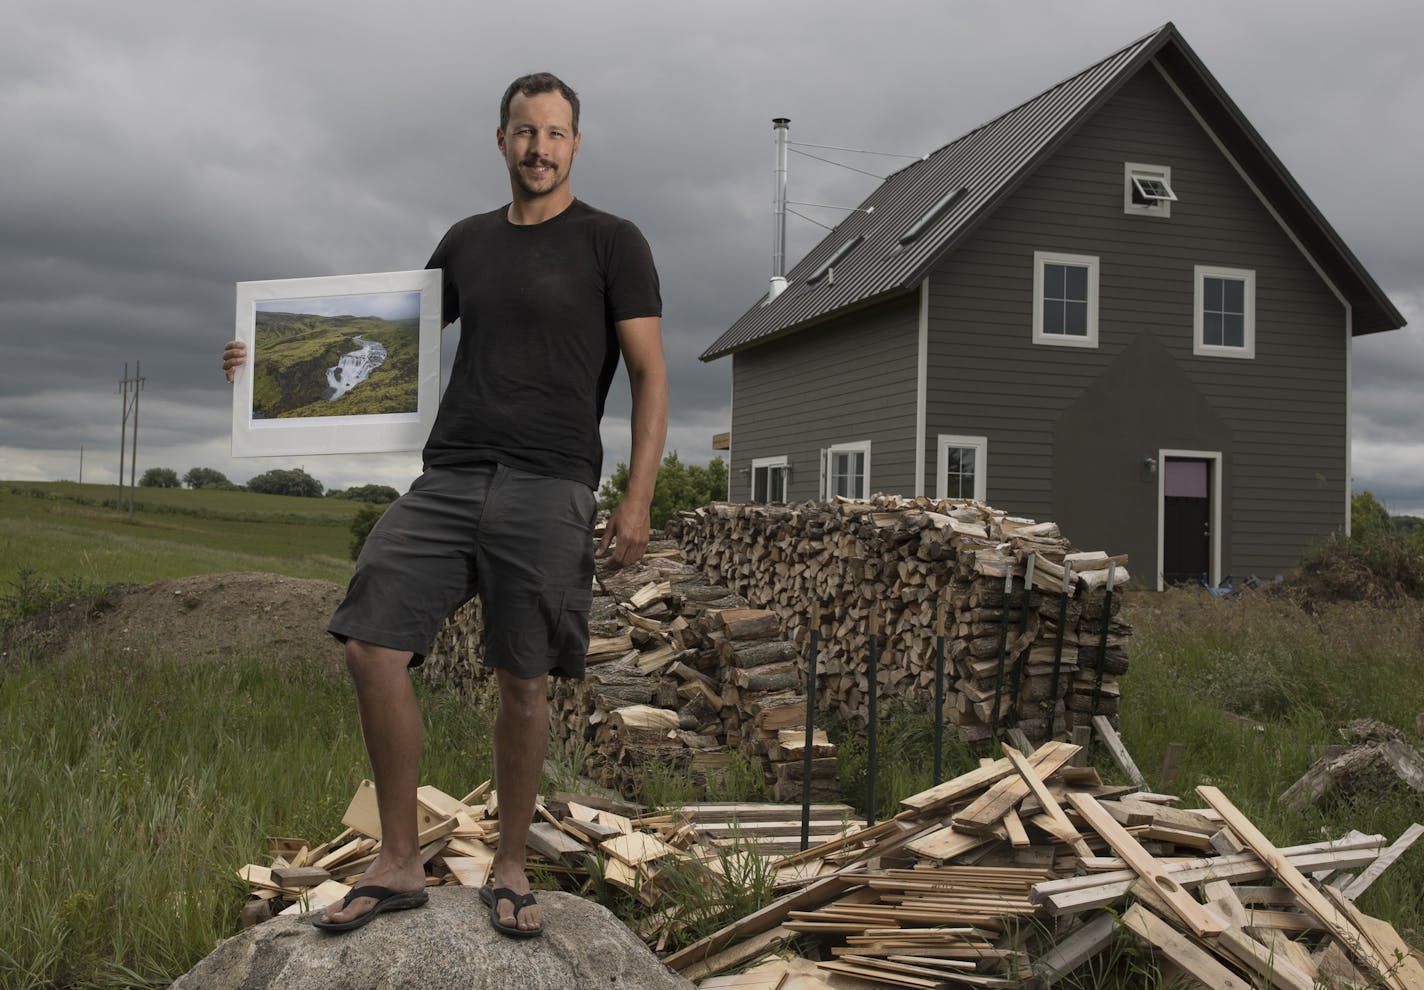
[{"x1": 252, "y1": 312, "x2": 419, "y2": 419}]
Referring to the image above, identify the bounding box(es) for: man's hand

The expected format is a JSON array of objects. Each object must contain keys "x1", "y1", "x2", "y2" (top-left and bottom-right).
[
  {"x1": 222, "y1": 340, "x2": 247, "y2": 384},
  {"x1": 597, "y1": 498, "x2": 651, "y2": 569}
]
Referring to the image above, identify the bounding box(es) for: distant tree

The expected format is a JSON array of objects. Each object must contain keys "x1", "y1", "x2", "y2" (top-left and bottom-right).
[
  {"x1": 349, "y1": 503, "x2": 387, "y2": 560},
  {"x1": 328, "y1": 484, "x2": 400, "y2": 504},
  {"x1": 597, "y1": 453, "x2": 728, "y2": 529},
  {"x1": 1351, "y1": 490, "x2": 1393, "y2": 543},
  {"x1": 183, "y1": 467, "x2": 235, "y2": 490},
  {"x1": 247, "y1": 467, "x2": 324, "y2": 498},
  {"x1": 139, "y1": 467, "x2": 180, "y2": 488}
]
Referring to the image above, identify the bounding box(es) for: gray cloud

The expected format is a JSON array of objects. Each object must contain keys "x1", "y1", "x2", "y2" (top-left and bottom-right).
[{"x1": 3, "y1": 0, "x2": 1421, "y2": 515}]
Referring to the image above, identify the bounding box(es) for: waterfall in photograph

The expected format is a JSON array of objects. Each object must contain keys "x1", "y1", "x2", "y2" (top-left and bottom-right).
[{"x1": 326, "y1": 336, "x2": 387, "y2": 400}]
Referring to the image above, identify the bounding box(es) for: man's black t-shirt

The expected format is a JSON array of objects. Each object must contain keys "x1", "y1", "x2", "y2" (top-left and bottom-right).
[{"x1": 422, "y1": 199, "x2": 661, "y2": 490}]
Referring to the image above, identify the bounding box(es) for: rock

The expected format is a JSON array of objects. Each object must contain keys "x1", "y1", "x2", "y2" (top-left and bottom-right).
[{"x1": 171, "y1": 888, "x2": 693, "y2": 990}]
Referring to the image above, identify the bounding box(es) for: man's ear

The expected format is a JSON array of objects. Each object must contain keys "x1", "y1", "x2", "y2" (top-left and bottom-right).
[
  {"x1": 496, "y1": 127, "x2": 507, "y2": 155},
  {"x1": 571, "y1": 131, "x2": 581, "y2": 160}
]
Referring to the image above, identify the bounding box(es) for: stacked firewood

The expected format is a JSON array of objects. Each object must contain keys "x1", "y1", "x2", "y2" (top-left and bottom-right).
[
  {"x1": 671, "y1": 497, "x2": 1132, "y2": 745},
  {"x1": 667, "y1": 734, "x2": 1424, "y2": 990},
  {"x1": 423, "y1": 544, "x2": 837, "y2": 802}
]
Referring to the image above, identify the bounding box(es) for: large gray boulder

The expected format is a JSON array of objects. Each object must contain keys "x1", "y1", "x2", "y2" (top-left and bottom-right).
[{"x1": 172, "y1": 888, "x2": 694, "y2": 990}]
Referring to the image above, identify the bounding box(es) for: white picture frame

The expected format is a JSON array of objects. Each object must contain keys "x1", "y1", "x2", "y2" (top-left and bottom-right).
[{"x1": 231, "y1": 269, "x2": 442, "y2": 457}]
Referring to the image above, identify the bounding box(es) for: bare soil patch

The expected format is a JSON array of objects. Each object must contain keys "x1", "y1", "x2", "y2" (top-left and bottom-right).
[{"x1": 5, "y1": 571, "x2": 346, "y2": 666}]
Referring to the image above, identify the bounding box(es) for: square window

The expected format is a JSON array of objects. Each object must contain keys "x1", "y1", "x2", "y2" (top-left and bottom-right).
[
  {"x1": 1033, "y1": 251, "x2": 1099, "y2": 348},
  {"x1": 1194, "y1": 266, "x2": 1255, "y2": 359},
  {"x1": 1124, "y1": 162, "x2": 1176, "y2": 217}
]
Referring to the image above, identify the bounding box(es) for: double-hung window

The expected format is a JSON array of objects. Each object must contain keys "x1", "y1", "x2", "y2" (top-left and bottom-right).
[
  {"x1": 1033, "y1": 251, "x2": 1099, "y2": 348},
  {"x1": 751, "y1": 456, "x2": 788, "y2": 503},
  {"x1": 824, "y1": 442, "x2": 870, "y2": 500},
  {"x1": 936, "y1": 434, "x2": 987, "y2": 502},
  {"x1": 1194, "y1": 265, "x2": 1255, "y2": 358}
]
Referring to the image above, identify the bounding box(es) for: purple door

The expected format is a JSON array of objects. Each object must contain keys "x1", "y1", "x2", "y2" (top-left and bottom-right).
[{"x1": 1163, "y1": 458, "x2": 1210, "y2": 584}]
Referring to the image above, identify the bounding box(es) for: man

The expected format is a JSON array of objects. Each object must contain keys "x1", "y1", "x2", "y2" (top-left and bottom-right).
[{"x1": 222, "y1": 73, "x2": 668, "y2": 938}]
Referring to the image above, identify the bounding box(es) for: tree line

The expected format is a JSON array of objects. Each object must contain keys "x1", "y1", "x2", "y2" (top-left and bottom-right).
[{"x1": 138, "y1": 466, "x2": 398, "y2": 502}]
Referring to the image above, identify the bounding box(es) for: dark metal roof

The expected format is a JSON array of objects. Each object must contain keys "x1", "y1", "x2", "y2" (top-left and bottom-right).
[{"x1": 702, "y1": 23, "x2": 1404, "y2": 362}]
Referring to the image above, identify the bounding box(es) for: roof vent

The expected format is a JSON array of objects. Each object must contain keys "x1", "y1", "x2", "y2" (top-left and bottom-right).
[
  {"x1": 806, "y1": 234, "x2": 865, "y2": 286},
  {"x1": 899, "y1": 187, "x2": 968, "y2": 245}
]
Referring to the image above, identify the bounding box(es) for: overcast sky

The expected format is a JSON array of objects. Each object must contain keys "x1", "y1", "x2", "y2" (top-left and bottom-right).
[{"x1": 3, "y1": 0, "x2": 1421, "y2": 514}]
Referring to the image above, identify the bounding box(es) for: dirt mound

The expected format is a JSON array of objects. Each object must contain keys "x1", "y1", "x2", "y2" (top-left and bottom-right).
[{"x1": 6, "y1": 572, "x2": 346, "y2": 666}]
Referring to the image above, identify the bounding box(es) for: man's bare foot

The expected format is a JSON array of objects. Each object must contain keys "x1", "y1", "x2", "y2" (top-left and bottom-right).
[
  {"x1": 320, "y1": 852, "x2": 425, "y2": 926},
  {"x1": 489, "y1": 859, "x2": 543, "y2": 933}
]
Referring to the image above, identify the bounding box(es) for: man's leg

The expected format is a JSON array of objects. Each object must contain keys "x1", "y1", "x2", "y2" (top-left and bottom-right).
[
  {"x1": 489, "y1": 666, "x2": 548, "y2": 932},
  {"x1": 320, "y1": 639, "x2": 427, "y2": 925}
]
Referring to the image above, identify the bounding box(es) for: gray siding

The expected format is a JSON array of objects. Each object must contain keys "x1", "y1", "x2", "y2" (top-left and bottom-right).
[
  {"x1": 731, "y1": 294, "x2": 919, "y2": 503},
  {"x1": 924, "y1": 64, "x2": 1346, "y2": 581}
]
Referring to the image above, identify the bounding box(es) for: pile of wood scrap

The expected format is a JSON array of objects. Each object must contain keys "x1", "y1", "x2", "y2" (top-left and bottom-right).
[
  {"x1": 672, "y1": 497, "x2": 1131, "y2": 746},
  {"x1": 235, "y1": 776, "x2": 861, "y2": 948},
  {"x1": 423, "y1": 542, "x2": 838, "y2": 804},
  {"x1": 1282, "y1": 718, "x2": 1424, "y2": 812},
  {"x1": 666, "y1": 736, "x2": 1424, "y2": 989}
]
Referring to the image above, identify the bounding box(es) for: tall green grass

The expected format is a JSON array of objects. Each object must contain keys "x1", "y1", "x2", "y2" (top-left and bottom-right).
[
  {"x1": 1119, "y1": 589, "x2": 1424, "y2": 938},
  {"x1": 0, "y1": 641, "x2": 494, "y2": 989}
]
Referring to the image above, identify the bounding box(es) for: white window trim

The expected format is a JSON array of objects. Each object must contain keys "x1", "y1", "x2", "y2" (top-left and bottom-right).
[
  {"x1": 1156, "y1": 449, "x2": 1223, "y2": 592},
  {"x1": 1124, "y1": 162, "x2": 1175, "y2": 217},
  {"x1": 1032, "y1": 251, "x2": 1099, "y2": 348},
  {"x1": 750, "y1": 455, "x2": 789, "y2": 503},
  {"x1": 824, "y1": 441, "x2": 871, "y2": 501},
  {"x1": 1193, "y1": 265, "x2": 1256, "y2": 359},
  {"x1": 935, "y1": 434, "x2": 988, "y2": 502}
]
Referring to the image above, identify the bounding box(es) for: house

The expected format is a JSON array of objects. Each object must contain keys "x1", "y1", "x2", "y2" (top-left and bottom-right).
[{"x1": 701, "y1": 23, "x2": 1405, "y2": 589}]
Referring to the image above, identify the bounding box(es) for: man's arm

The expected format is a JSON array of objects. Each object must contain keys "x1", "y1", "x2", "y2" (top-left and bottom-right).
[{"x1": 597, "y1": 316, "x2": 668, "y2": 568}]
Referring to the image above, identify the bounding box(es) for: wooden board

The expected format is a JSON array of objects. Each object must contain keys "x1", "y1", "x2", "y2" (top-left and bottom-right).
[
  {"x1": 1196, "y1": 785, "x2": 1407, "y2": 990},
  {"x1": 1340, "y1": 822, "x2": 1424, "y2": 901},
  {"x1": 601, "y1": 830, "x2": 680, "y2": 867},
  {"x1": 1065, "y1": 791, "x2": 1223, "y2": 937},
  {"x1": 1120, "y1": 903, "x2": 1251, "y2": 989},
  {"x1": 442, "y1": 854, "x2": 492, "y2": 889},
  {"x1": 340, "y1": 779, "x2": 382, "y2": 838}
]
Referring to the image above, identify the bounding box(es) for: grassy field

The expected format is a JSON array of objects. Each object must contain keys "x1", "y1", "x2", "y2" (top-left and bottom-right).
[
  {"x1": 0, "y1": 481, "x2": 356, "y2": 586},
  {"x1": 2, "y1": 483, "x2": 1422, "y2": 987}
]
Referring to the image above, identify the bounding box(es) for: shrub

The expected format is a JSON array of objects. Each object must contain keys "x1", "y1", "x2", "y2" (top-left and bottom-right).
[
  {"x1": 139, "y1": 467, "x2": 180, "y2": 488},
  {"x1": 183, "y1": 467, "x2": 235, "y2": 490},
  {"x1": 349, "y1": 504, "x2": 387, "y2": 560},
  {"x1": 328, "y1": 484, "x2": 400, "y2": 504},
  {"x1": 247, "y1": 468, "x2": 323, "y2": 498},
  {"x1": 597, "y1": 452, "x2": 728, "y2": 529}
]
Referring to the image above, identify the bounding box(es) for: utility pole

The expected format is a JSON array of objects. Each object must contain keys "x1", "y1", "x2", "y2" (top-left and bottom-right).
[
  {"x1": 118, "y1": 362, "x2": 145, "y2": 518},
  {"x1": 79, "y1": 445, "x2": 84, "y2": 484}
]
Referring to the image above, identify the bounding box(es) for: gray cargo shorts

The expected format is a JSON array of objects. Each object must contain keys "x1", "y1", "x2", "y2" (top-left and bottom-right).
[{"x1": 328, "y1": 461, "x2": 596, "y2": 679}]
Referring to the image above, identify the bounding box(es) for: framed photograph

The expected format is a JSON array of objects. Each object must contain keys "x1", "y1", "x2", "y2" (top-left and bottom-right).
[{"x1": 231, "y1": 269, "x2": 442, "y2": 457}]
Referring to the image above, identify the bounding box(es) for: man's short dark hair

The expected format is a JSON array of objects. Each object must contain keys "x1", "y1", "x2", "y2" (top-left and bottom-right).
[{"x1": 500, "y1": 73, "x2": 580, "y2": 134}]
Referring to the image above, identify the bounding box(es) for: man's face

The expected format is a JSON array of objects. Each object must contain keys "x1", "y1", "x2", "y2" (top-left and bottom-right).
[{"x1": 498, "y1": 90, "x2": 580, "y2": 199}]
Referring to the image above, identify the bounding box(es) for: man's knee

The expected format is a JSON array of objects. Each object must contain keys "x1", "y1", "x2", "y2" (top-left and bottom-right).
[
  {"x1": 344, "y1": 639, "x2": 414, "y2": 682},
  {"x1": 495, "y1": 668, "x2": 548, "y2": 719}
]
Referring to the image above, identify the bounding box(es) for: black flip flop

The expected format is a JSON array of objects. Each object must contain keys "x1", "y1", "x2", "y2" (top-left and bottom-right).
[
  {"x1": 480, "y1": 884, "x2": 543, "y2": 938},
  {"x1": 311, "y1": 884, "x2": 429, "y2": 932}
]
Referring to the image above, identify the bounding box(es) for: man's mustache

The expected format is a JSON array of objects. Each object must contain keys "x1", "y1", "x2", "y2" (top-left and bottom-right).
[{"x1": 521, "y1": 157, "x2": 557, "y2": 169}]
